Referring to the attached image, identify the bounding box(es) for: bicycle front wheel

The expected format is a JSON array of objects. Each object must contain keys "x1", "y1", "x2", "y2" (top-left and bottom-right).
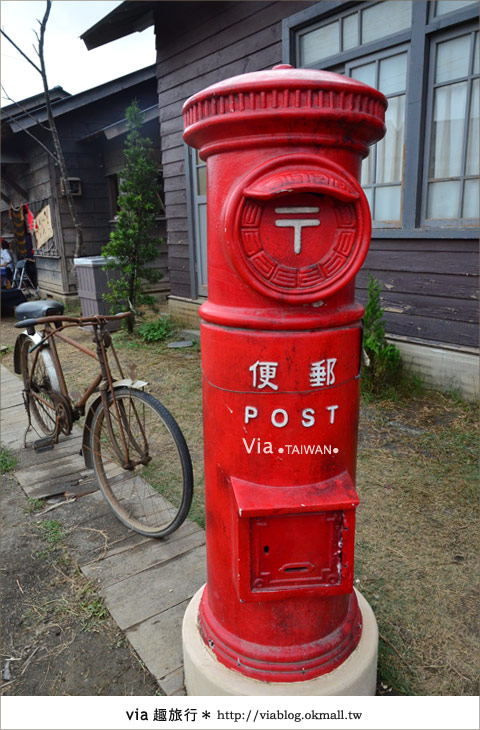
[
  {"x1": 89, "y1": 387, "x2": 193, "y2": 538},
  {"x1": 19, "y1": 337, "x2": 57, "y2": 436}
]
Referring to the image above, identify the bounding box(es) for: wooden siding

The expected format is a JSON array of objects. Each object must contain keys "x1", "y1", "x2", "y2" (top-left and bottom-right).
[
  {"x1": 0, "y1": 142, "x2": 66, "y2": 294},
  {"x1": 2, "y1": 78, "x2": 168, "y2": 298},
  {"x1": 52, "y1": 82, "x2": 158, "y2": 292},
  {"x1": 154, "y1": 0, "x2": 312, "y2": 299},
  {"x1": 357, "y1": 239, "x2": 479, "y2": 349},
  {"x1": 153, "y1": 0, "x2": 478, "y2": 351}
]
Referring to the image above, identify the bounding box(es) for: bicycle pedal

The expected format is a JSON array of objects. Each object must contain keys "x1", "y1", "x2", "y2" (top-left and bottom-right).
[{"x1": 34, "y1": 437, "x2": 55, "y2": 452}]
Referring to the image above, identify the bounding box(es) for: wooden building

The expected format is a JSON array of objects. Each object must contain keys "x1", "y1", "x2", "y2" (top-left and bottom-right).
[
  {"x1": 1, "y1": 65, "x2": 168, "y2": 302},
  {"x1": 86, "y1": 2, "x2": 479, "y2": 396}
]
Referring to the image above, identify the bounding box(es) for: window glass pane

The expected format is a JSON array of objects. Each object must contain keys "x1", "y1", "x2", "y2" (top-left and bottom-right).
[
  {"x1": 466, "y1": 78, "x2": 479, "y2": 176},
  {"x1": 376, "y1": 95, "x2": 405, "y2": 183},
  {"x1": 434, "y1": 0, "x2": 477, "y2": 17},
  {"x1": 427, "y1": 180, "x2": 461, "y2": 218},
  {"x1": 375, "y1": 185, "x2": 401, "y2": 220},
  {"x1": 429, "y1": 82, "x2": 468, "y2": 178},
  {"x1": 379, "y1": 53, "x2": 408, "y2": 95},
  {"x1": 463, "y1": 178, "x2": 479, "y2": 218},
  {"x1": 363, "y1": 186, "x2": 373, "y2": 213},
  {"x1": 197, "y1": 164, "x2": 207, "y2": 196},
  {"x1": 435, "y1": 35, "x2": 470, "y2": 82},
  {"x1": 361, "y1": 1, "x2": 411, "y2": 45},
  {"x1": 473, "y1": 32, "x2": 479, "y2": 75},
  {"x1": 351, "y1": 62, "x2": 376, "y2": 88},
  {"x1": 342, "y1": 14, "x2": 358, "y2": 50},
  {"x1": 300, "y1": 21, "x2": 340, "y2": 65}
]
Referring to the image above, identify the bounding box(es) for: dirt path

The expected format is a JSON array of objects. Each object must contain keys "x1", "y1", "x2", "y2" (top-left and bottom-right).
[{"x1": 1, "y1": 472, "x2": 160, "y2": 696}]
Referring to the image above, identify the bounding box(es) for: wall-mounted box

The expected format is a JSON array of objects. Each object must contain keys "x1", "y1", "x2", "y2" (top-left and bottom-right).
[{"x1": 60, "y1": 177, "x2": 82, "y2": 197}]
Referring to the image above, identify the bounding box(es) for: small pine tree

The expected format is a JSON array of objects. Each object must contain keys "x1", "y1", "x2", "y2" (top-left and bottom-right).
[
  {"x1": 102, "y1": 100, "x2": 163, "y2": 333},
  {"x1": 363, "y1": 274, "x2": 402, "y2": 394}
]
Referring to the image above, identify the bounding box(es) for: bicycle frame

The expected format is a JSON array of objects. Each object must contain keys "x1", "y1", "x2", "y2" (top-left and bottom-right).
[
  {"x1": 26, "y1": 322, "x2": 106, "y2": 417},
  {"x1": 17, "y1": 313, "x2": 146, "y2": 466}
]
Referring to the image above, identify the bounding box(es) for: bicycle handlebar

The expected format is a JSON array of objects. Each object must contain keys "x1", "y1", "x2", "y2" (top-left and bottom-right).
[{"x1": 14, "y1": 311, "x2": 132, "y2": 330}]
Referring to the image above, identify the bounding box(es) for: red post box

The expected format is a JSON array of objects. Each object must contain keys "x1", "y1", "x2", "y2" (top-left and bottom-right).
[{"x1": 182, "y1": 65, "x2": 386, "y2": 695}]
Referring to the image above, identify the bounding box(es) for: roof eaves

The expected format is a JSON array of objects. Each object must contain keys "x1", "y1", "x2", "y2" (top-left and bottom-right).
[
  {"x1": 8, "y1": 65, "x2": 156, "y2": 133},
  {"x1": 80, "y1": 1, "x2": 156, "y2": 50},
  {"x1": 79, "y1": 104, "x2": 159, "y2": 142},
  {"x1": 2, "y1": 87, "x2": 71, "y2": 118}
]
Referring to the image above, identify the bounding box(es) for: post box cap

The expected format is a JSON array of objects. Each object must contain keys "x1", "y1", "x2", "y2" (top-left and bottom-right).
[{"x1": 183, "y1": 64, "x2": 386, "y2": 155}]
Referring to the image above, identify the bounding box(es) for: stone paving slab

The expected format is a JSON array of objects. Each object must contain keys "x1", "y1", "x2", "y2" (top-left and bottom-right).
[{"x1": 0, "y1": 364, "x2": 206, "y2": 696}]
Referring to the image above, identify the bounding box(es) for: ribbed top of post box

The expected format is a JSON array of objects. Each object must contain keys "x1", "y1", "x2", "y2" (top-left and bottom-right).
[{"x1": 183, "y1": 65, "x2": 387, "y2": 153}]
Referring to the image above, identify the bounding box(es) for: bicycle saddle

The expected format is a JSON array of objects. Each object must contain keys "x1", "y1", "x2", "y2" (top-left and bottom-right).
[{"x1": 15, "y1": 300, "x2": 64, "y2": 322}]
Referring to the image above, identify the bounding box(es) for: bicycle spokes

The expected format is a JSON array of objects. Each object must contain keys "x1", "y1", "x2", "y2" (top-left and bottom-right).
[{"x1": 89, "y1": 388, "x2": 193, "y2": 538}]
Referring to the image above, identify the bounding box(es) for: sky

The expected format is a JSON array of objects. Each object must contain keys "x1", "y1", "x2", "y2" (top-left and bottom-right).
[{"x1": 0, "y1": 0, "x2": 156, "y2": 105}]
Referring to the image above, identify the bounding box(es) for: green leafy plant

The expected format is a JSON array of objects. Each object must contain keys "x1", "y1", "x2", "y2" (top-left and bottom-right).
[
  {"x1": 138, "y1": 318, "x2": 173, "y2": 343},
  {"x1": 1, "y1": 446, "x2": 17, "y2": 473},
  {"x1": 362, "y1": 275, "x2": 402, "y2": 395},
  {"x1": 102, "y1": 99, "x2": 164, "y2": 333}
]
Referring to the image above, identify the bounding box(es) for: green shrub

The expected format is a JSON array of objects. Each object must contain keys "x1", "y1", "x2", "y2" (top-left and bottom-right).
[
  {"x1": 102, "y1": 100, "x2": 164, "y2": 333},
  {"x1": 362, "y1": 275, "x2": 403, "y2": 395},
  {"x1": 138, "y1": 318, "x2": 173, "y2": 343}
]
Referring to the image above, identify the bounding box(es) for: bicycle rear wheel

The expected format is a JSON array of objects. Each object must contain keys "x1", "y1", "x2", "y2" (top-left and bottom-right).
[
  {"x1": 19, "y1": 337, "x2": 57, "y2": 436},
  {"x1": 89, "y1": 387, "x2": 193, "y2": 538}
]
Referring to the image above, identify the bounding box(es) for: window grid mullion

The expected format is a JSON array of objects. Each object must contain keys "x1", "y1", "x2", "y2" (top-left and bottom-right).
[
  {"x1": 420, "y1": 20, "x2": 437, "y2": 225},
  {"x1": 458, "y1": 86, "x2": 472, "y2": 218},
  {"x1": 458, "y1": 32, "x2": 477, "y2": 218},
  {"x1": 359, "y1": 5, "x2": 364, "y2": 46},
  {"x1": 402, "y1": 0, "x2": 429, "y2": 229}
]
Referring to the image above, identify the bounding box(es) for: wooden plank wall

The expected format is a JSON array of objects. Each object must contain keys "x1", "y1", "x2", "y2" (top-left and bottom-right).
[
  {"x1": 50, "y1": 83, "x2": 160, "y2": 293},
  {"x1": 357, "y1": 238, "x2": 478, "y2": 349},
  {"x1": 1, "y1": 144, "x2": 65, "y2": 294},
  {"x1": 154, "y1": 1, "x2": 478, "y2": 350},
  {"x1": 154, "y1": 0, "x2": 312, "y2": 299}
]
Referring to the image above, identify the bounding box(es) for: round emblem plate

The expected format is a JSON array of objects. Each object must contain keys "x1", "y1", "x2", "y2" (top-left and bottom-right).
[{"x1": 225, "y1": 156, "x2": 371, "y2": 303}]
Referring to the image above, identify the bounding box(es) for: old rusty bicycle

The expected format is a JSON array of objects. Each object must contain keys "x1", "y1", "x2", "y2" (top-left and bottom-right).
[{"x1": 13, "y1": 300, "x2": 193, "y2": 538}]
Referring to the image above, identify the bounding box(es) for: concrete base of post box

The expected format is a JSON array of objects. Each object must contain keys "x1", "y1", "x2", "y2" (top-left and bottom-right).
[{"x1": 182, "y1": 586, "x2": 378, "y2": 696}]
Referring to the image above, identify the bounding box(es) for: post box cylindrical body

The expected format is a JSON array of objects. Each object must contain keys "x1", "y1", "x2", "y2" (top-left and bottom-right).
[{"x1": 183, "y1": 66, "x2": 386, "y2": 686}]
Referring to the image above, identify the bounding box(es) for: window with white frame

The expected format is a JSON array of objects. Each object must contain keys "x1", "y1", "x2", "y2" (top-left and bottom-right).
[
  {"x1": 298, "y1": 0, "x2": 412, "y2": 66},
  {"x1": 347, "y1": 49, "x2": 408, "y2": 224},
  {"x1": 425, "y1": 29, "x2": 479, "y2": 222},
  {"x1": 287, "y1": 0, "x2": 479, "y2": 233}
]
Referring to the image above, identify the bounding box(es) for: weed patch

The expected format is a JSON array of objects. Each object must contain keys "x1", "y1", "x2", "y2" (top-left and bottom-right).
[
  {"x1": 1, "y1": 445, "x2": 17, "y2": 473},
  {"x1": 26, "y1": 496, "x2": 44, "y2": 513},
  {"x1": 36, "y1": 520, "x2": 65, "y2": 556}
]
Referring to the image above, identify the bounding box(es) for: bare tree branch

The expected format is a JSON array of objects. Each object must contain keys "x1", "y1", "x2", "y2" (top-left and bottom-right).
[
  {"x1": 0, "y1": 29, "x2": 41, "y2": 73},
  {"x1": 2, "y1": 1, "x2": 84, "y2": 259},
  {"x1": 1, "y1": 84, "x2": 51, "y2": 132},
  {"x1": 38, "y1": 1, "x2": 84, "y2": 258}
]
